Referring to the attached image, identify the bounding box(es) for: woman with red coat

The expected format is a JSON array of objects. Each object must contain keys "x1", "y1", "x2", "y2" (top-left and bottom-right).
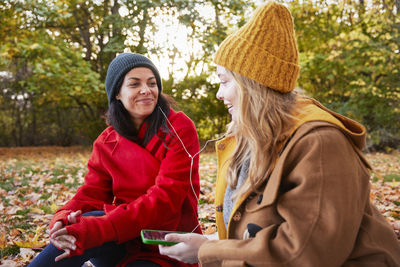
[{"x1": 28, "y1": 53, "x2": 201, "y2": 267}]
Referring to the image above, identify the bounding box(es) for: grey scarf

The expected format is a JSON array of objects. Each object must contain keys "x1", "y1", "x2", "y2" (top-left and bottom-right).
[{"x1": 223, "y1": 159, "x2": 250, "y2": 227}]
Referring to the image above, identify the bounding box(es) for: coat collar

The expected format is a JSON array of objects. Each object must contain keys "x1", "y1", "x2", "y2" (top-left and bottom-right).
[
  {"x1": 101, "y1": 108, "x2": 176, "y2": 157},
  {"x1": 103, "y1": 127, "x2": 119, "y2": 144}
]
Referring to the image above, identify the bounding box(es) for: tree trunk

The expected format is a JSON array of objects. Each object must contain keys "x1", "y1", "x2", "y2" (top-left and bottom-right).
[
  {"x1": 30, "y1": 97, "x2": 37, "y2": 145},
  {"x1": 73, "y1": 6, "x2": 92, "y2": 61}
]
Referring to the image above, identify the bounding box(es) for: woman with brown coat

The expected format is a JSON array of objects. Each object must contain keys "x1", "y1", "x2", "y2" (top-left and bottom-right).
[{"x1": 159, "y1": 1, "x2": 400, "y2": 266}]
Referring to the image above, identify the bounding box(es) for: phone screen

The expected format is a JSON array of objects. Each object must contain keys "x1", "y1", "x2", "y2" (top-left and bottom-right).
[{"x1": 141, "y1": 229, "x2": 184, "y2": 246}]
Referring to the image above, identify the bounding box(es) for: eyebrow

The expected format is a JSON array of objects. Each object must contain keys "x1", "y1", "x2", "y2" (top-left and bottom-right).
[{"x1": 127, "y1": 76, "x2": 156, "y2": 81}]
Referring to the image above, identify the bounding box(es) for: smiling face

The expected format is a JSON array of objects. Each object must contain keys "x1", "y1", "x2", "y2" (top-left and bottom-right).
[
  {"x1": 116, "y1": 67, "x2": 159, "y2": 129},
  {"x1": 216, "y1": 65, "x2": 240, "y2": 122}
]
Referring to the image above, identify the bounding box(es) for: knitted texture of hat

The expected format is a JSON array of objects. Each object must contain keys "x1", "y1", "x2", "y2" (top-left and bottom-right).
[
  {"x1": 214, "y1": 1, "x2": 300, "y2": 93},
  {"x1": 105, "y1": 53, "x2": 162, "y2": 103}
]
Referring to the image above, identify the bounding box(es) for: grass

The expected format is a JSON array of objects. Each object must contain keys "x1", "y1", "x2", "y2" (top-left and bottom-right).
[{"x1": 0, "y1": 147, "x2": 399, "y2": 266}]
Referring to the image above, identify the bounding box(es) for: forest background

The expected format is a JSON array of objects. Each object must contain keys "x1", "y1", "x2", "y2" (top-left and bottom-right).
[
  {"x1": 0, "y1": 0, "x2": 399, "y2": 265},
  {"x1": 0, "y1": 0, "x2": 399, "y2": 150}
]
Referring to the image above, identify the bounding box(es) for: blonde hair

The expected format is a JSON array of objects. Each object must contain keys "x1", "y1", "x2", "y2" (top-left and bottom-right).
[{"x1": 225, "y1": 71, "x2": 299, "y2": 198}]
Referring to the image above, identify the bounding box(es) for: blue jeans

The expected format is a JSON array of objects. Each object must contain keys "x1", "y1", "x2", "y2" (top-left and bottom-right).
[{"x1": 28, "y1": 211, "x2": 160, "y2": 267}]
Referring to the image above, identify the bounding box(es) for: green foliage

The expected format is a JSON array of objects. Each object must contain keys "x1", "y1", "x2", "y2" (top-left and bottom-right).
[
  {"x1": 384, "y1": 174, "x2": 400, "y2": 182},
  {"x1": 163, "y1": 73, "x2": 230, "y2": 140},
  {"x1": 290, "y1": 0, "x2": 400, "y2": 150},
  {"x1": 0, "y1": 28, "x2": 106, "y2": 145},
  {"x1": 0, "y1": 245, "x2": 20, "y2": 258},
  {"x1": 0, "y1": 0, "x2": 250, "y2": 145},
  {"x1": 0, "y1": 0, "x2": 398, "y2": 149}
]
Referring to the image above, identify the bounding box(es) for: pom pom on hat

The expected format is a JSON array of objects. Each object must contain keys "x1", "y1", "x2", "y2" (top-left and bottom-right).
[
  {"x1": 105, "y1": 53, "x2": 162, "y2": 103},
  {"x1": 214, "y1": 1, "x2": 300, "y2": 93}
]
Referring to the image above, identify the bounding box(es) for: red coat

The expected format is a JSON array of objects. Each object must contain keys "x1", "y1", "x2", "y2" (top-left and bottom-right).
[{"x1": 50, "y1": 109, "x2": 201, "y2": 267}]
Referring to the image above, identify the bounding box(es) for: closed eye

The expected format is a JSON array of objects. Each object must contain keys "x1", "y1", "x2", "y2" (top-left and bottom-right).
[{"x1": 148, "y1": 82, "x2": 157, "y2": 87}]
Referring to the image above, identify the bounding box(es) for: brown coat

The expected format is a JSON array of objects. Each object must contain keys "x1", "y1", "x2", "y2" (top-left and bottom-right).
[{"x1": 199, "y1": 119, "x2": 400, "y2": 266}]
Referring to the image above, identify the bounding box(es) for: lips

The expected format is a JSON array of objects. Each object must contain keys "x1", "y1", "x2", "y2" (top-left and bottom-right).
[
  {"x1": 225, "y1": 103, "x2": 233, "y2": 114},
  {"x1": 137, "y1": 98, "x2": 154, "y2": 104}
]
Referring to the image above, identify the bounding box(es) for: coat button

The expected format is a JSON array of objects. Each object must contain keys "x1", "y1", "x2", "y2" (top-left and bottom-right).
[
  {"x1": 233, "y1": 211, "x2": 241, "y2": 221},
  {"x1": 217, "y1": 143, "x2": 225, "y2": 150},
  {"x1": 216, "y1": 205, "x2": 223, "y2": 212}
]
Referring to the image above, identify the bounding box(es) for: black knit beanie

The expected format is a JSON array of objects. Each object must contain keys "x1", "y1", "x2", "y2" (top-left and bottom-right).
[{"x1": 105, "y1": 53, "x2": 162, "y2": 103}]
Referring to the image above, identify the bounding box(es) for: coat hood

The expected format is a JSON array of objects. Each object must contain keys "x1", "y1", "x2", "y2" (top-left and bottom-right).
[{"x1": 293, "y1": 97, "x2": 366, "y2": 150}]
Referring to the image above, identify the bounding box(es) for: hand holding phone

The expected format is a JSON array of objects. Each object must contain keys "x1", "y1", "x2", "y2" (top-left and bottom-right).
[
  {"x1": 158, "y1": 232, "x2": 208, "y2": 264},
  {"x1": 141, "y1": 229, "x2": 188, "y2": 246}
]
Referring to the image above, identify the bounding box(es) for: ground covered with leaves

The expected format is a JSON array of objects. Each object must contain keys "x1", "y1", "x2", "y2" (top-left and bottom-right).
[{"x1": 0, "y1": 147, "x2": 399, "y2": 266}]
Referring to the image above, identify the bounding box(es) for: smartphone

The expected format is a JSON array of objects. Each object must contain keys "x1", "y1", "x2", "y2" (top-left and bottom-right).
[{"x1": 140, "y1": 229, "x2": 187, "y2": 246}]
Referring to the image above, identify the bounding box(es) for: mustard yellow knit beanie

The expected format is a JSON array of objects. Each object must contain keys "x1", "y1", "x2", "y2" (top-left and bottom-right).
[{"x1": 214, "y1": 1, "x2": 300, "y2": 93}]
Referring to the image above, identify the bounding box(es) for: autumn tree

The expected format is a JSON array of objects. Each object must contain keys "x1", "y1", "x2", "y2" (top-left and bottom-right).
[
  {"x1": 289, "y1": 0, "x2": 400, "y2": 150},
  {"x1": 0, "y1": 0, "x2": 252, "y2": 146},
  {"x1": 1, "y1": 0, "x2": 398, "y2": 149}
]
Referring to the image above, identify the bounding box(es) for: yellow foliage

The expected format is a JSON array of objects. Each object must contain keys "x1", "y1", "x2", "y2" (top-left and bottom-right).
[
  {"x1": 30, "y1": 207, "x2": 45, "y2": 214},
  {"x1": 50, "y1": 202, "x2": 60, "y2": 213},
  {"x1": 14, "y1": 226, "x2": 47, "y2": 249},
  {"x1": 0, "y1": 232, "x2": 7, "y2": 249}
]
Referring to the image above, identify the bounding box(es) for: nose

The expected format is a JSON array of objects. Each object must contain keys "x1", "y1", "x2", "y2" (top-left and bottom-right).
[
  {"x1": 216, "y1": 87, "x2": 223, "y2": 100},
  {"x1": 140, "y1": 85, "x2": 151, "y2": 95}
]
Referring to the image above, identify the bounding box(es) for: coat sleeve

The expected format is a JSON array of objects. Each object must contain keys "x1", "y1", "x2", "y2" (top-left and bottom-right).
[
  {"x1": 199, "y1": 127, "x2": 370, "y2": 267},
  {"x1": 50, "y1": 133, "x2": 114, "y2": 228}
]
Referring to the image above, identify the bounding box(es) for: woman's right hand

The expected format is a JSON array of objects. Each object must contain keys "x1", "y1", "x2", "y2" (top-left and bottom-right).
[
  {"x1": 50, "y1": 227, "x2": 77, "y2": 261},
  {"x1": 159, "y1": 233, "x2": 208, "y2": 264}
]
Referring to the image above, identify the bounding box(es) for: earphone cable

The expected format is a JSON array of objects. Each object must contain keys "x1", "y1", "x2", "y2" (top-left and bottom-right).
[{"x1": 158, "y1": 106, "x2": 225, "y2": 232}]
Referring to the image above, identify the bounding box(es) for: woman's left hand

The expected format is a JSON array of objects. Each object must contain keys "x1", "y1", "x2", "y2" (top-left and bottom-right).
[
  {"x1": 158, "y1": 233, "x2": 208, "y2": 264},
  {"x1": 50, "y1": 228, "x2": 77, "y2": 262}
]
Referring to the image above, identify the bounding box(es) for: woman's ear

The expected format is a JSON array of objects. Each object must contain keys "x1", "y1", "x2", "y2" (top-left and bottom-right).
[{"x1": 115, "y1": 94, "x2": 120, "y2": 100}]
